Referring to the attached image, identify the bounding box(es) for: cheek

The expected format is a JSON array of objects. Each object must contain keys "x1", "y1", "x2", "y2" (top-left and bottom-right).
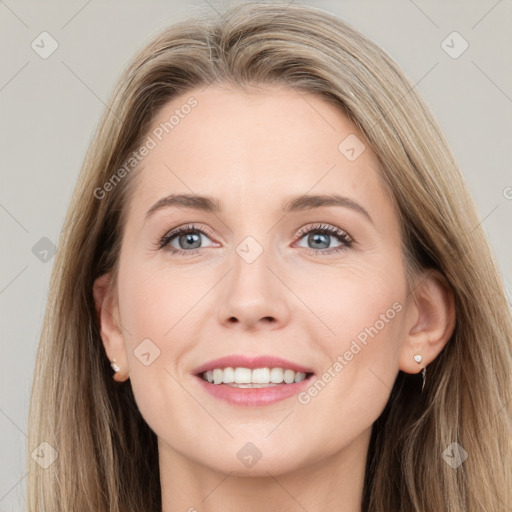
[
  {"x1": 115, "y1": 255, "x2": 189, "y2": 391},
  {"x1": 119, "y1": 276, "x2": 169, "y2": 342},
  {"x1": 337, "y1": 271, "x2": 405, "y2": 374},
  {"x1": 115, "y1": 260, "x2": 199, "y2": 433},
  {"x1": 293, "y1": 257, "x2": 406, "y2": 350},
  {"x1": 293, "y1": 264, "x2": 407, "y2": 428},
  {"x1": 117, "y1": 254, "x2": 203, "y2": 343}
]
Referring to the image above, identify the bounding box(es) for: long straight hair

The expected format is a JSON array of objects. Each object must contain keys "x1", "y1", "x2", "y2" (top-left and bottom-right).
[{"x1": 27, "y1": 2, "x2": 512, "y2": 510}]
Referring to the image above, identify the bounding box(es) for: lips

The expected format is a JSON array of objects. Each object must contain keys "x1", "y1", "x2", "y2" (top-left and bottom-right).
[{"x1": 192, "y1": 354, "x2": 315, "y2": 375}]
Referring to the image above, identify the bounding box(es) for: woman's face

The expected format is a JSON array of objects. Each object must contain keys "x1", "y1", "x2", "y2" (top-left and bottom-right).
[{"x1": 108, "y1": 84, "x2": 417, "y2": 475}]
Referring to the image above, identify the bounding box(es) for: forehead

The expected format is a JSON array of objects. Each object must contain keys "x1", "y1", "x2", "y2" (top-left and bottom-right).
[{"x1": 125, "y1": 84, "x2": 395, "y2": 225}]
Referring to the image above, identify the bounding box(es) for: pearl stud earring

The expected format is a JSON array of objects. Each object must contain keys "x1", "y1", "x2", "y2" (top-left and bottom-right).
[{"x1": 413, "y1": 354, "x2": 427, "y2": 391}]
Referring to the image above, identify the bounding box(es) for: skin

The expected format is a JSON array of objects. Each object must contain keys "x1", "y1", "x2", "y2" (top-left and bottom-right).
[{"x1": 94, "y1": 84, "x2": 455, "y2": 512}]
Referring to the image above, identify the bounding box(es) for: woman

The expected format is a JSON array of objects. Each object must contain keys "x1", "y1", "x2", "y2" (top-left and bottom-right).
[{"x1": 27, "y1": 2, "x2": 512, "y2": 511}]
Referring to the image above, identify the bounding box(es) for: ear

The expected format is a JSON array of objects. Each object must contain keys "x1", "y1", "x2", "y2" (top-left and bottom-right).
[
  {"x1": 398, "y1": 269, "x2": 456, "y2": 374},
  {"x1": 93, "y1": 273, "x2": 130, "y2": 382}
]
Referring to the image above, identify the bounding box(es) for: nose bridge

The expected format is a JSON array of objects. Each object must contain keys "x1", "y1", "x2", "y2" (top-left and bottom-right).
[
  {"x1": 231, "y1": 233, "x2": 276, "y2": 303},
  {"x1": 216, "y1": 231, "x2": 290, "y2": 328},
  {"x1": 234, "y1": 235, "x2": 271, "y2": 288}
]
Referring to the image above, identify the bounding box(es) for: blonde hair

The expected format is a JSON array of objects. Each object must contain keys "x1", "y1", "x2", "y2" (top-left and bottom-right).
[{"x1": 27, "y1": 2, "x2": 512, "y2": 510}]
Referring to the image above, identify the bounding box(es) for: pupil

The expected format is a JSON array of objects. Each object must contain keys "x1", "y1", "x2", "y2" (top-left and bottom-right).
[
  {"x1": 180, "y1": 232, "x2": 201, "y2": 249},
  {"x1": 310, "y1": 233, "x2": 329, "y2": 249},
  {"x1": 176, "y1": 230, "x2": 331, "y2": 251}
]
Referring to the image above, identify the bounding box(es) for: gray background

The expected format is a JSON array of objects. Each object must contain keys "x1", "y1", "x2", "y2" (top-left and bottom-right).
[{"x1": 1, "y1": 0, "x2": 511, "y2": 509}]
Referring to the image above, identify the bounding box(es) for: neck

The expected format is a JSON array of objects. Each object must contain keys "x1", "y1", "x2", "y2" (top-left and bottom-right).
[{"x1": 159, "y1": 427, "x2": 370, "y2": 512}]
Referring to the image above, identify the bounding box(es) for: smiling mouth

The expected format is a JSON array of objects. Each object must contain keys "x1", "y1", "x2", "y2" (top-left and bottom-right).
[{"x1": 197, "y1": 367, "x2": 315, "y2": 387}]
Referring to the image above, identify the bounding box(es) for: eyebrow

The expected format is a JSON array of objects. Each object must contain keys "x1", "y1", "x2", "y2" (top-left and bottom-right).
[{"x1": 146, "y1": 193, "x2": 373, "y2": 224}]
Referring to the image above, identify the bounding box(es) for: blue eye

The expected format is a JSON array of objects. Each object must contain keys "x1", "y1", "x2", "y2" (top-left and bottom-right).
[
  {"x1": 159, "y1": 224, "x2": 216, "y2": 255},
  {"x1": 158, "y1": 223, "x2": 353, "y2": 256},
  {"x1": 294, "y1": 223, "x2": 353, "y2": 255}
]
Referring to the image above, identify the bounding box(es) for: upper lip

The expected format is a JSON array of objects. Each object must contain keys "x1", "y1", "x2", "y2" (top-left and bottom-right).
[{"x1": 192, "y1": 354, "x2": 315, "y2": 375}]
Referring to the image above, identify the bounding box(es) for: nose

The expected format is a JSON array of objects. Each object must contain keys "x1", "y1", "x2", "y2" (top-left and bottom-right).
[{"x1": 216, "y1": 243, "x2": 291, "y2": 330}]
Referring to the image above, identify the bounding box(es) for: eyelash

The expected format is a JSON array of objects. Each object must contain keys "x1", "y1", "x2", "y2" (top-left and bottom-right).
[{"x1": 158, "y1": 223, "x2": 353, "y2": 256}]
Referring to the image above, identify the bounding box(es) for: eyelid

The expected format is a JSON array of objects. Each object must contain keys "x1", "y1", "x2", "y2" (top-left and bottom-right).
[
  {"x1": 294, "y1": 222, "x2": 352, "y2": 241},
  {"x1": 157, "y1": 222, "x2": 354, "y2": 255},
  {"x1": 157, "y1": 223, "x2": 217, "y2": 250},
  {"x1": 292, "y1": 222, "x2": 354, "y2": 255}
]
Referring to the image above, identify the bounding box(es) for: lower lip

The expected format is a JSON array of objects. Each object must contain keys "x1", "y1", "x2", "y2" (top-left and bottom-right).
[{"x1": 194, "y1": 374, "x2": 314, "y2": 406}]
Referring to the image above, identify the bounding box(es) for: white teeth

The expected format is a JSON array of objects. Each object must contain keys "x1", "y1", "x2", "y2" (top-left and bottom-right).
[
  {"x1": 200, "y1": 367, "x2": 310, "y2": 385},
  {"x1": 283, "y1": 369, "x2": 295, "y2": 384},
  {"x1": 252, "y1": 368, "x2": 270, "y2": 384},
  {"x1": 223, "y1": 367, "x2": 235, "y2": 383},
  {"x1": 234, "y1": 367, "x2": 252, "y2": 384},
  {"x1": 270, "y1": 367, "x2": 284, "y2": 383},
  {"x1": 213, "y1": 368, "x2": 223, "y2": 385}
]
